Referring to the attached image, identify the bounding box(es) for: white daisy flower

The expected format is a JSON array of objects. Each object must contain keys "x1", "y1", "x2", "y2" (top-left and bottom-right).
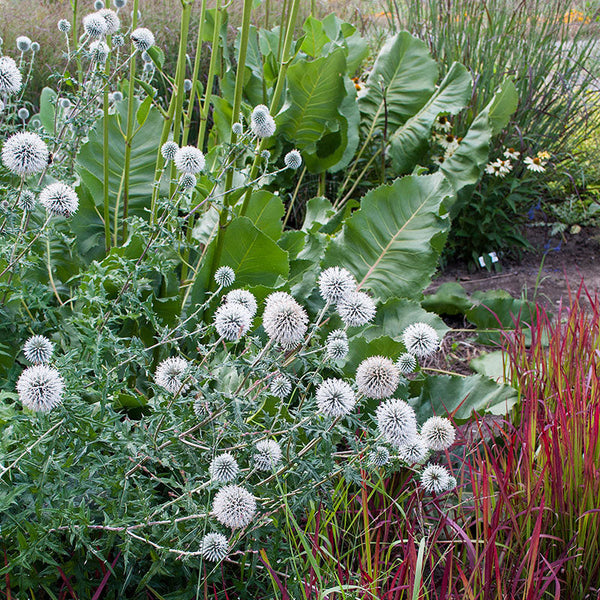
[
  {"x1": 524, "y1": 156, "x2": 546, "y2": 173},
  {"x1": 212, "y1": 485, "x2": 256, "y2": 529},
  {"x1": 503, "y1": 147, "x2": 520, "y2": 160}
]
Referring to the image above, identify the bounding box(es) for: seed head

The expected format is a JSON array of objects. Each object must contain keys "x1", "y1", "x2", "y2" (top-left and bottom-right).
[
  {"x1": 262, "y1": 292, "x2": 308, "y2": 349},
  {"x1": 326, "y1": 337, "x2": 349, "y2": 361},
  {"x1": 369, "y1": 446, "x2": 391, "y2": 467},
  {"x1": 214, "y1": 265, "x2": 235, "y2": 287},
  {"x1": 154, "y1": 356, "x2": 189, "y2": 395},
  {"x1": 58, "y1": 19, "x2": 72, "y2": 33},
  {"x1": 0, "y1": 56, "x2": 22, "y2": 94},
  {"x1": 98, "y1": 8, "x2": 120, "y2": 34},
  {"x1": 39, "y1": 182, "x2": 79, "y2": 217},
  {"x1": 18, "y1": 190, "x2": 36, "y2": 211},
  {"x1": 421, "y1": 416, "x2": 456, "y2": 451},
  {"x1": 232, "y1": 122, "x2": 243, "y2": 135},
  {"x1": 209, "y1": 453, "x2": 239, "y2": 483},
  {"x1": 212, "y1": 485, "x2": 257, "y2": 529},
  {"x1": 183, "y1": 78, "x2": 192, "y2": 92},
  {"x1": 250, "y1": 104, "x2": 276, "y2": 138},
  {"x1": 83, "y1": 13, "x2": 108, "y2": 38},
  {"x1": 270, "y1": 374, "x2": 292, "y2": 399},
  {"x1": 376, "y1": 398, "x2": 418, "y2": 448},
  {"x1": 337, "y1": 291, "x2": 376, "y2": 327},
  {"x1": 397, "y1": 353, "x2": 417, "y2": 374},
  {"x1": 225, "y1": 289, "x2": 257, "y2": 318},
  {"x1": 402, "y1": 323, "x2": 440, "y2": 358},
  {"x1": 17, "y1": 365, "x2": 64, "y2": 413},
  {"x1": 23, "y1": 335, "x2": 54, "y2": 364},
  {"x1": 17, "y1": 107, "x2": 29, "y2": 121},
  {"x1": 200, "y1": 533, "x2": 229, "y2": 562},
  {"x1": 16, "y1": 36, "x2": 32, "y2": 52},
  {"x1": 397, "y1": 435, "x2": 429, "y2": 464},
  {"x1": 2, "y1": 132, "x2": 48, "y2": 176},
  {"x1": 214, "y1": 303, "x2": 252, "y2": 341},
  {"x1": 178, "y1": 173, "x2": 196, "y2": 190},
  {"x1": 356, "y1": 356, "x2": 400, "y2": 399},
  {"x1": 111, "y1": 33, "x2": 125, "y2": 47},
  {"x1": 161, "y1": 141, "x2": 178, "y2": 162},
  {"x1": 254, "y1": 440, "x2": 282, "y2": 471},
  {"x1": 421, "y1": 464, "x2": 452, "y2": 494},
  {"x1": 315, "y1": 378, "x2": 356, "y2": 417},
  {"x1": 318, "y1": 266, "x2": 356, "y2": 304},
  {"x1": 174, "y1": 145, "x2": 205, "y2": 174},
  {"x1": 131, "y1": 27, "x2": 155, "y2": 52},
  {"x1": 31, "y1": 42, "x2": 40, "y2": 53},
  {"x1": 284, "y1": 149, "x2": 302, "y2": 170}
]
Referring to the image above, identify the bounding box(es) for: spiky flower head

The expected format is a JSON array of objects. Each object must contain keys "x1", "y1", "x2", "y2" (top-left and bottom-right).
[
  {"x1": 179, "y1": 173, "x2": 196, "y2": 190},
  {"x1": 214, "y1": 265, "x2": 235, "y2": 287},
  {"x1": 89, "y1": 40, "x2": 109, "y2": 62},
  {"x1": 369, "y1": 446, "x2": 391, "y2": 467},
  {"x1": 111, "y1": 33, "x2": 125, "y2": 47},
  {"x1": 232, "y1": 122, "x2": 243, "y2": 135},
  {"x1": 2, "y1": 132, "x2": 48, "y2": 176},
  {"x1": 262, "y1": 292, "x2": 308, "y2": 349},
  {"x1": 356, "y1": 356, "x2": 400, "y2": 399},
  {"x1": 174, "y1": 145, "x2": 205, "y2": 174},
  {"x1": 250, "y1": 104, "x2": 276, "y2": 138},
  {"x1": 397, "y1": 435, "x2": 429, "y2": 464},
  {"x1": 421, "y1": 464, "x2": 452, "y2": 494},
  {"x1": 337, "y1": 291, "x2": 376, "y2": 328},
  {"x1": 254, "y1": 440, "x2": 282, "y2": 471},
  {"x1": 16, "y1": 36, "x2": 32, "y2": 52},
  {"x1": 318, "y1": 266, "x2": 356, "y2": 304},
  {"x1": 328, "y1": 329, "x2": 347, "y2": 343},
  {"x1": 402, "y1": 323, "x2": 440, "y2": 359},
  {"x1": 31, "y1": 42, "x2": 40, "y2": 53},
  {"x1": 421, "y1": 416, "x2": 456, "y2": 451},
  {"x1": 225, "y1": 289, "x2": 257, "y2": 318},
  {"x1": 17, "y1": 107, "x2": 29, "y2": 121},
  {"x1": 18, "y1": 190, "x2": 36, "y2": 211},
  {"x1": 160, "y1": 141, "x2": 178, "y2": 162},
  {"x1": 315, "y1": 378, "x2": 356, "y2": 417},
  {"x1": 284, "y1": 149, "x2": 302, "y2": 170},
  {"x1": 326, "y1": 336, "x2": 349, "y2": 361},
  {"x1": 200, "y1": 533, "x2": 229, "y2": 562},
  {"x1": 212, "y1": 485, "x2": 257, "y2": 529},
  {"x1": 209, "y1": 453, "x2": 239, "y2": 483},
  {"x1": 131, "y1": 27, "x2": 155, "y2": 52},
  {"x1": 397, "y1": 353, "x2": 417, "y2": 374},
  {"x1": 39, "y1": 182, "x2": 79, "y2": 217},
  {"x1": 98, "y1": 8, "x2": 120, "y2": 33},
  {"x1": 83, "y1": 13, "x2": 108, "y2": 38},
  {"x1": 214, "y1": 303, "x2": 252, "y2": 342},
  {"x1": 376, "y1": 398, "x2": 418, "y2": 448},
  {"x1": 270, "y1": 374, "x2": 292, "y2": 399},
  {"x1": 446, "y1": 476, "x2": 457, "y2": 491},
  {"x1": 58, "y1": 19, "x2": 72, "y2": 33},
  {"x1": 154, "y1": 356, "x2": 189, "y2": 395},
  {"x1": 23, "y1": 335, "x2": 54, "y2": 364},
  {"x1": 0, "y1": 56, "x2": 22, "y2": 94},
  {"x1": 260, "y1": 149, "x2": 271, "y2": 161},
  {"x1": 17, "y1": 365, "x2": 64, "y2": 412}
]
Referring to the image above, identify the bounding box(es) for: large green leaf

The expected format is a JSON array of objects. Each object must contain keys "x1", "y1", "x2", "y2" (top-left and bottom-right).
[
  {"x1": 322, "y1": 172, "x2": 453, "y2": 301},
  {"x1": 422, "y1": 282, "x2": 472, "y2": 316},
  {"x1": 388, "y1": 62, "x2": 472, "y2": 173},
  {"x1": 358, "y1": 32, "x2": 438, "y2": 133}
]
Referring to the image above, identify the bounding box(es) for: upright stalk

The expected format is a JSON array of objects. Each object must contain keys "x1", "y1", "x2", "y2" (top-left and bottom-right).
[{"x1": 103, "y1": 43, "x2": 112, "y2": 254}]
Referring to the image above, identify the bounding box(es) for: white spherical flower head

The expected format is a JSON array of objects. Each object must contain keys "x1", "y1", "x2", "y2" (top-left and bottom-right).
[
  {"x1": 23, "y1": 335, "x2": 54, "y2": 364},
  {"x1": 17, "y1": 365, "x2": 64, "y2": 412},
  {"x1": 315, "y1": 378, "x2": 356, "y2": 417},
  {"x1": 402, "y1": 322, "x2": 440, "y2": 359},
  {"x1": 225, "y1": 289, "x2": 257, "y2": 318},
  {"x1": 131, "y1": 27, "x2": 155, "y2": 52},
  {"x1": 161, "y1": 141, "x2": 178, "y2": 162},
  {"x1": 270, "y1": 374, "x2": 292, "y2": 399},
  {"x1": 284, "y1": 149, "x2": 302, "y2": 170},
  {"x1": 113, "y1": 0, "x2": 126, "y2": 8},
  {"x1": 397, "y1": 435, "x2": 429, "y2": 464},
  {"x1": 0, "y1": 56, "x2": 23, "y2": 95},
  {"x1": 250, "y1": 104, "x2": 276, "y2": 138},
  {"x1": 183, "y1": 78, "x2": 193, "y2": 92},
  {"x1": 95, "y1": 0, "x2": 105, "y2": 9},
  {"x1": 356, "y1": 356, "x2": 400, "y2": 399},
  {"x1": 83, "y1": 13, "x2": 108, "y2": 38},
  {"x1": 200, "y1": 533, "x2": 229, "y2": 562},
  {"x1": 18, "y1": 190, "x2": 36, "y2": 211},
  {"x1": 318, "y1": 266, "x2": 356, "y2": 304},
  {"x1": 254, "y1": 440, "x2": 282, "y2": 471},
  {"x1": 326, "y1": 337, "x2": 349, "y2": 361},
  {"x1": 212, "y1": 484, "x2": 256, "y2": 529},
  {"x1": 397, "y1": 352, "x2": 417, "y2": 375},
  {"x1": 179, "y1": 173, "x2": 196, "y2": 190},
  {"x1": 112, "y1": 91, "x2": 123, "y2": 102},
  {"x1": 262, "y1": 292, "x2": 308, "y2": 349},
  {"x1": 446, "y1": 475, "x2": 457, "y2": 491},
  {"x1": 214, "y1": 265, "x2": 235, "y2": 288},
  {"x1": 58, "y1": 19, "x2": 72, "y2": 33},
  {"x1": 16, "y1": 36, "x2": 32, "y2": 52},
  {"x1": 376, "y1": 398, "x2": 418, "y2": 448},
  {"x1": 214, "y1": 303, "x2": 252, "y2": 342},
  {"x1": 111, "y1": 33, "x2": 125, "y2": 47},
  {"x1": 31, "y1": 42, "x2": 40, "y2": 53},
  {"x1": 2, "y1": 132, "x2": 48, "y2": 176},
  {"x1": 232, "y1": 122, "x2": 243, "y2": 135},
  {"x1": 369, "y1": 446, "x2": 391, "y2": 467},
  {"x1": 39, "y1": 183, "x2": 79, "y2": 217},
  {"x1": 154, "y1": 356, "x2": 189, "y2": 394},
  {"x1": 59, "y1": 98, "x2": 72, "y2": 109},
  {"x1": 337, "y1": 291, "x2": 376, "y2": 328},
  {"x1": 98, "y1": 8, "x2": 121, "y2": 34},
  {"x1": 209, "y1": 453, "x2": 239, "y2": 483},
  {"x1": 421, "y1": 464, "x2": 452, "y2": 494},
  {"x1": 89, "y1": 40, "x2": 109, "y2": 63},
  {"x1": 174, "y1": 145, "x2": 205, "y2": 174},
  {"x1": 17, "y1": 107, "x2": 29, "y2": 121},
  {"x1": 421, "y1": 416, "x2": 456, "y2": 452}
]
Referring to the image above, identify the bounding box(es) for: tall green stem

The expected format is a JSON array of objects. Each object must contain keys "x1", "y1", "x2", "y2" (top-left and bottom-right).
[
  {"x1": 71, "y1": 0, "x2": 82, "y2": 83},
  {"x1": 103, "y1": 42, "x2": 112, "y2": 254}
]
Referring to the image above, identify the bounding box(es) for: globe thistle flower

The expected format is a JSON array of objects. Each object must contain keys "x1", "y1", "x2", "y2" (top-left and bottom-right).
[
  {"x1": 262, "y1": 292, "x2": 308, "y2": 349},
  {"x1": 376, "y1": 398, "x2": 418, "y2": 448},
  {"x1": 23, "y1": 335, "x2": 54, "y2": 364},
  {"x1": 83, "y1": 13, "x2": 108, "y2": 38},
  {"x1": 89, "y1": 40, "x2": 109, "y2": 63},
  {"x1": 179, "y1": 173, "x2": 196, "y2": 190},
  {"x1": 95, "y1": 0, "x2": 105, "y2": 8},
  {"x1": 142, "y1": 62, "x2": 154, "y2": 74},
  {"x1": 328, "y1": 329, "x2": 347, "y2": 343},
  {"x1": 232, "y1": 122, "x2": 243, "y2": 135},
  {"x1": 154, "y1": 356, "x2": 189, "y2": 395},
  {"x1": 30, "y1": 42, "x2": 40, "y2": 53},
  {"x1": 284, "y1": 149, "x2": 302, "y2": 170},
  {"x1": 160, "y1": 141, "x2": 178, "y2": 162},
  {"x1": 209, "y1": 453, "x2": 239, "y2": 483},
  {"x1": 318, "y1": 266, "x2": 356, "y2": 304},
  {"x1": 174, "y1": 145, "x2": 205, "y2": 174},
  {"x1": 111, "y1": 33, "x2": 125, "y2": 47},
  {"x1": 397, "y1": 353, "x2": 417, "y2": 375},
  {"x1": 58, "y1": 19, "x2": 72, "y2": 33},
  {"x1": 0, "y1": 56, "x2": 22, "y2": 95},
  {"x1": 16, "y1": 36, "x2": 32, "y2": 52},
  {"x1": 214, "y1": 303, "x2": 252, "y2": 342},
  {"x1": 356, "y1": 356, "x2": 400, "y2": 399},
  {"x1": 183, "y1": 78, "x2": 193, "y2": 92},
  {"x1": 402, "y1": 323, "x2": 440, "y2": 359},
  {"x1": 17, "y1": 107, "x2": 29, "y2": 121},
  {"x1": 369, "y1": 445, "x2": 391, "y2": 467},
  {"x1": 39, "y1": 182, "x2": 79, "y2": 217},
  {"x1": 225, "y1": 289, "x2": 257, "y2": 318},
  {"x1": 337, "y1": 291, "x2": 376, "y2": 328},
  {"x1": 315, "y1": 378, "x2": 356, "y2": 417},
  {"x1": 98, "y1": 8, "x2": 120, "y2": 33},
  {"x1": 326, "y1": 336, "x2": 349, "y2": 361},
  {"x1": 420, "y1": 464, "x2": 452, "y2": 494},
  {"x1": 17, "y1": 365, "x2": 64, "y2": 413},
  {"x1": 270, "y1": 374, "x2": 292, "y2": 399},
  {"x1": 214, "y1": 265, "x2": 235, "y2": 288},
  {"x1": 397, "y1": 436, "x2": 429, "y2": 464},
  {"x1": 250, "y1": 104, "x2": 276, "y2": 138},
  {"x1": 131, "y1": 27, "x2": 155, "y2": 52},
  {"x1": 446, "y1": 475, "x2": 457, "y2": 491},
  {"x1": 113, "y1": 0, "x2": 126, "y2": 7},
  {"x1": 421, "y1": 416, "x2": 456, "y2": 451},
  {"x1": 254, "y1": 439, "x2": 282, "y2": 471},
  {"x1": 3, "y1": 132, "x2": 49, "y2": 178},
  {"x1": 212, "y1": 484, "x2": 257, "y2": 529},
  {"x1": 17, "y1": 190, "x2": 36, "y2": 211},
  {"x1": 200, "y1": 533, "x2": 229, "y2": 562}
]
